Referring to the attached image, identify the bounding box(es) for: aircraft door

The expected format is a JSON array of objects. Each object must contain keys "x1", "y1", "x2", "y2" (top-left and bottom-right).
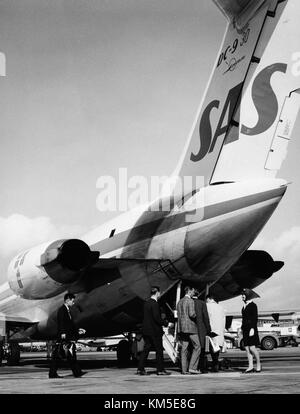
[{"x1": 265, "y1": 89, "x2": 300, "y2": 171}]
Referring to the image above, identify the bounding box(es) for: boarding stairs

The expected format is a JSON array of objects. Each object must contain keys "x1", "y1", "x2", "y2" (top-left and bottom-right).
[{"x1": 162, "y1": 326, "x2": 179, "y2": 364}]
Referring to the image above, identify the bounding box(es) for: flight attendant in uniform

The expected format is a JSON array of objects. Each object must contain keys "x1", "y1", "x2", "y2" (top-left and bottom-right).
[{"x1": 241, "y1": 288, "x2": 261, "y2": 373}]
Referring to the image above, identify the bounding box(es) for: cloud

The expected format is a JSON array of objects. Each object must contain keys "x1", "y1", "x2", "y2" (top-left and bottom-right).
[
  {"x1": 251, "y1": 226, "x2": 300, "y2": 261},
  {"x1": 0, "y1": 214, "x2": 87, "y2": 258}
]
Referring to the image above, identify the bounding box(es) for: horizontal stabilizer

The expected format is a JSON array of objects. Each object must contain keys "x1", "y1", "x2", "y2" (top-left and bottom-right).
[{"x1": 213, "y1": 0, "x2": 266, "y2": 29}]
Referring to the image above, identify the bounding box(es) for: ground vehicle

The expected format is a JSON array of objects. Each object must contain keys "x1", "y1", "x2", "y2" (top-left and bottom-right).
[
  {"x1": 266, "y1": 322, "x2": 300, "y2": 338},
  {"x1": 235, "y1": 330, "x2": 299, "y2": 350}
]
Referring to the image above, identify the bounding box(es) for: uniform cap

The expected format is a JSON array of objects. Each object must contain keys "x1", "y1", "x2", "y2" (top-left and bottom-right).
[{"x1": 242, "y1": 288, "x2": 260, "y2": 300}]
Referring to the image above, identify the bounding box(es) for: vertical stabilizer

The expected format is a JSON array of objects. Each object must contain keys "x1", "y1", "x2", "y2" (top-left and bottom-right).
[
  {"x1": 212, "y1": 0, "x2": 300, "y2": 183},
  {"x1": 173, "y1": 0, "x2": 272, "y2": 188}
]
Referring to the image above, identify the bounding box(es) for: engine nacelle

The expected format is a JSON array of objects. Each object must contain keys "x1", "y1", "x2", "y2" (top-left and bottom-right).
[
  {"x1": 206, "y1": 250, "x2": 284, "y2": 301},
  {"x1": 7, "y1": 239, "x2": 99, "y2": 299}
]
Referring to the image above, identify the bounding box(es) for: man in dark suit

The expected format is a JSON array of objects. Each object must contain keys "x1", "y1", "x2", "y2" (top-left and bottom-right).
[
  {"x1": 49, "y1": 292, "x2": 86, "y2": 378},
  {"x1": 194, "y1": 293, "x2": 211, "y2": 373},
  {"x1": 137, "y1": 286, "x2": 170, "y2": 376}
]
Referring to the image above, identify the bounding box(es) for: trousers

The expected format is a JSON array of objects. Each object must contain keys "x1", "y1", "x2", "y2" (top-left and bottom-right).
[
  {"x1": 179, "y1": 333, "x2": 200, "y2": 373},
  {"x1": 138, "y1": 335, "x2": 164, "y2": 372},
  {"x1": 199, "y1": 348, "x2": 220, "y2": 371},
  {"x1": 49, "y1": 341, "x2": 82, "y2": 377}
]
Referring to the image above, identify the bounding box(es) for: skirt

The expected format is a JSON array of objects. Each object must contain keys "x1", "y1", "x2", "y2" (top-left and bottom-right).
[{"x1": 242, "y1": 327, "x2": 260, "y2": 347}]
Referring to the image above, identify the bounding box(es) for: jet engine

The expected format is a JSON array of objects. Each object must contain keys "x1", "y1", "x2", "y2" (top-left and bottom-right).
[
  {"x1": 205, "y1": 250, "x2": 284, "y2": 301},
  {"x1": 7, "y1": 239, "x2": 99, "y2": 299}
]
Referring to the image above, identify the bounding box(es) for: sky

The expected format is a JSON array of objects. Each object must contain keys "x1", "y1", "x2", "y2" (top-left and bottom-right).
[{"x1": 0, "y1": 0, "x2": 299, "y2": 313}]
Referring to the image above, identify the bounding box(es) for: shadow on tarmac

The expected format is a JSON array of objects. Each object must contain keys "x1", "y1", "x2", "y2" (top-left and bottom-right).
[
  {"x1": 28, "y1": 355, "x2": 241, "y2": 373},
  {"x1": 14, "y1": 349, "x2": 300, "y2": 374}
]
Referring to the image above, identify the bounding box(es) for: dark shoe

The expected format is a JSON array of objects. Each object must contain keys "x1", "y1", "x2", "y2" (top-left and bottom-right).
[
  {"x1": 156, "y1": 370, "x2": 171, "y2": 375},
  {"x1": 136, "y1": 370, "x2": 148, "y2": 376},
  {"x1": 181, "y1": 372, "x2": 192, "y2": 375},
  {"x1": 49, "y1": 374, "x2": 62, "y2": 379},
  {"x1": 243, "y1": 368, "x2": 254, "y2": 374},
  {"x1": 74, "y1": 371, "x2": 87, "y2": 378}
]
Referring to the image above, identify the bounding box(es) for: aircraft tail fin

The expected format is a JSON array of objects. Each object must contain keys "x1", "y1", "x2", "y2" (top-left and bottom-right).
[
  {"x1": 173, "y1": 0, "x2": 274, "y2": 188},
  {"x1": 212, "y1": 0, "x2": 300, "y2": 183}
]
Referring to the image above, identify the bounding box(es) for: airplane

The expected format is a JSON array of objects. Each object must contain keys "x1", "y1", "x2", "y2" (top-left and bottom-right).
[{"x1": 0, "y1": 0, "x2": 300, "y2": 366}]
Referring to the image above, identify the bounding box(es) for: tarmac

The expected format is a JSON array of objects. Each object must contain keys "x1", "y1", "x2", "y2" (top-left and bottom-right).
[{"x1": 0, "y1": 347, "x2": 300, "y2": 394}]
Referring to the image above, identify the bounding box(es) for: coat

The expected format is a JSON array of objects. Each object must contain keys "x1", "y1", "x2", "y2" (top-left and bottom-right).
[
  {"x1": 206, "y1": 301, "x2": 225, "y2": 347},
  {"x1": 177, "y1": 296, "x2": 197, "y2": 334},
  {"x1": 141, "y1": 298, "x2": 166, "y2": 337},
  {"x1": 57, "y1": 304, "x2": 78, "y2": 341},
  {"x1": 194, "y1": 299, "x2": 211, "y2": 348},
  {"x1": 241, "y1": 301, "x2": 260, "y2": 346},
  {"x1": 241, "y1": 301, "x2": 258, "y2": 330}
]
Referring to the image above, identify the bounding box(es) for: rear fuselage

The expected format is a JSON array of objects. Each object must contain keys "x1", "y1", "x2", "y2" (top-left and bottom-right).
[{"x1": 0, "y1": 178, "x2": 286, "y2": 339}]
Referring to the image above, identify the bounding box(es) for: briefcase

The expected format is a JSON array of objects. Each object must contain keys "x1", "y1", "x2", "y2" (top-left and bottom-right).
[{"x1": 55, "y1": 341, "x2": 75, "y2": 360}]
